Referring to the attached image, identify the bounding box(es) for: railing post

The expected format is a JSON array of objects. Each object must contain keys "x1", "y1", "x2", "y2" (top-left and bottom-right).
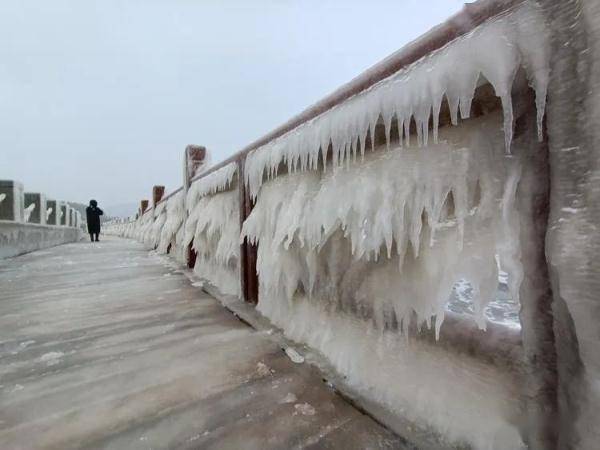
[
  {"x1": 183, "y1": 145, "x2": 207, "y2": 192},
  {"x1": 46, "y1": 200, "x2": 57, "y2": 225},
  {"x1": 152, "y1": 186, "x2": 165, "y2": 207},
  {"x1": 23, "y1": 192, "x2": 46, "y2": 224},
  {"x1": 0, "y1": 180, "x2": 24, "y2": 222},
  {"x1": 237, "y1": 155, "x2": 258, "y2": 304},
  {"x1": 140, "y1": 200, "x2": 149, "y2": 215},
  {"x1": 183, "y1": 145, "x2": 207, "y2": 268},
  {"x1": 59, "y1": 202, "x2": 67, "y2": 226}
]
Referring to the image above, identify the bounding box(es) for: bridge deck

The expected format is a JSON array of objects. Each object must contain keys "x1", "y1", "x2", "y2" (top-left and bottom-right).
[{"x1": 0, "y1": 237, "x2": 405, "y2": 449}]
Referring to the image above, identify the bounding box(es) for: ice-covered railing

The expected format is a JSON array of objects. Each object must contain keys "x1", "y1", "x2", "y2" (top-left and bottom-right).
[
  {"x1": 245, "y1": 3, "x2": 549, "y2": 199},
  {"x1": 186, "y1": 162, "x2": 237, "y2": 205},
  {"x1": 102, "y1": 0, "x2": 574, "y2": 447},
  {"x1": 184, "y1": 163, "x2": 241, "y2": 296},
  {"x1": 157, "y1": 191, "x2": 184, "y2": 254},
  {"x1": 242, "y1": 115, "x2": 522, "y2": 336}
]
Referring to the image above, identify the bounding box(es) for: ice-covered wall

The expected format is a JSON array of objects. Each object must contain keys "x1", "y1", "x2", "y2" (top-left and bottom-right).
[{"x1": 242, "y1": 109, "x2": 534, "y2": 448}]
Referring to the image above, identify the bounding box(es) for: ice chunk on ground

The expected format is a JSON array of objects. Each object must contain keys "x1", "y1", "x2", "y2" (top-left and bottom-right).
[
  {"x1": 294, "y1": 403, "x2": 316, "y2": 416},
  {"x1": 280, "y1": 392, "x2": 298, "y2": 404},
  {"x1": 285, "y1": 347, "x2": 305, "y2": 364}
]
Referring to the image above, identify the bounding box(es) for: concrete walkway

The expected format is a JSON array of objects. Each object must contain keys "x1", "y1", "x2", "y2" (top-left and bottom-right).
[{"x1": 0, "y1": 237, "x2": 405, "y2": 449}]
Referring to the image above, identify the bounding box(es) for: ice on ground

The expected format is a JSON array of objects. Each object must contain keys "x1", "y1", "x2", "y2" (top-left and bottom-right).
[
  {"x1": 294, "y1": 403, "x2": 316, "y2": 416},
  {"x1": 256, "y1": 361, "x2": 272, "y2": 376},
  {"x1": 285, "y1": 347, "x2": 305, "y2": 364},
  {"x1": 40, "y1": 351, "x2": 64, "y2": 366},
  {"x1": 280, "y1": 392, "x2": 298, "y2": 404}
]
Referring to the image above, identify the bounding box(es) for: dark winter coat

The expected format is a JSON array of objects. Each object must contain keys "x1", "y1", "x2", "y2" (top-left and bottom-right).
[{"x1": 86, "y1": 206, "x2": 103, "y2": 234}]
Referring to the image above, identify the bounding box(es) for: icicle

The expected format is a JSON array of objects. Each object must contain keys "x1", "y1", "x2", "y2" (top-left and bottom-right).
[
  {"x1": 242, "y1": 3, "x2": 549, "y2": 204},
  {"x1": 447, "y1": 93, "x2": 459, "y2": 126},
  {"x1": 384, "y1": 115, "x2": 392, "y2": 150},
  {"x1": 535, "y1": 83, "x2": 547, "y2": 142},
  {"x1": 396, "y1": 114, "x2": 404, "y2": 148},
  {"x1": 500, "y1": 93, "x2": 514, "y2": 154},
  {"x1": 432, "y1": 96, "x2": 442, "y2": 144}
]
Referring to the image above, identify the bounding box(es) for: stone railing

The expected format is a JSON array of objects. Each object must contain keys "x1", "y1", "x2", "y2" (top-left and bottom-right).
[
  {"x1": 106, "y1": 0, "x2": 600, "y2": 448},
  {"x1": 0, "y1": 180, "x2": 83, "y2": 258}
]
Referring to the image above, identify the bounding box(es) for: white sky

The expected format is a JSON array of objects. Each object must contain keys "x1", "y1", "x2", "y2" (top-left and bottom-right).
[{"x1": 1, "y1": 0, "x2": 463, "y2": 213}]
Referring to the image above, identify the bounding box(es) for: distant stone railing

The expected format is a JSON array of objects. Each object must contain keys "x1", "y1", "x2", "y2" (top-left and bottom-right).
[{"x1": 0, "y1": 179, "x2": 83, "y2": 258}]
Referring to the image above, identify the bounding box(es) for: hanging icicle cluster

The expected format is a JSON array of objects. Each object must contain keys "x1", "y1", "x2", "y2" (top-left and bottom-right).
[{"x1": 245, "y1": 3, "x2": 549, "y2": 199}]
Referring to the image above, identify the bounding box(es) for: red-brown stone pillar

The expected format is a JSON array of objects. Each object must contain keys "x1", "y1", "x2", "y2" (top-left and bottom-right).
[
  {"x1": 183, "y1": 145, "x2": 208, "y2": 191},
  {"x1": 152, "y1": 186, "x2": 165, "y2": 207}
]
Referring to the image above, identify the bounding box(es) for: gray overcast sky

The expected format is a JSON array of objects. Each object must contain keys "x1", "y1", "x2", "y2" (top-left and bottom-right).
[{"x1": 1, "y1": 0, "x2": 463, "y2": 214}]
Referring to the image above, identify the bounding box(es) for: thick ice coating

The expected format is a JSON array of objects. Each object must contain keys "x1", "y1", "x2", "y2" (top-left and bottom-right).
[
  {"x1": 187, "y1": 189, "x2": 240, "y2": 297},
  {"x1": 157, "y1": 191, "x2": 185, "y2": 254},
  {"x1": 244, "y1": 3, "x2": 550, "y2": 199},
  {"x1": 186, "y1": 162, "x2": 237, "y2": 208},
  {"x1": 242, "y1": 112, "x2": 520, "y2": 336}
]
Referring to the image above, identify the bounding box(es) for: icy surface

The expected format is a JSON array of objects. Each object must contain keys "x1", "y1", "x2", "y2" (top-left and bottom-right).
[
  {"x1": 245, "y1": 3, "x2": 549, "y2": 199},
  {"x1": 243, "y1": 113, "x2": 521, "y2": 335}
]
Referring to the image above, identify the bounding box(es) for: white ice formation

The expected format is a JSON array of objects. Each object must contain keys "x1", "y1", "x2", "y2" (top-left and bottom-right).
[
  {"x1": 188, "y1": 188, "x2": 240, "y2": 297},
  {"x1": 102, "y1": 4, "x2": 553, "y2": 447},
  {"x1": 157, "y1": 191, "x2": 185, "y2": 254},
  {"x1": 242, "y1": 114, "x2": 520, "y2": 337},
  {"x1": 23, "y1": 203, "x2": 36, "y2": 223},
  {"x1": 244, "y1": 3, "x2": 550, "y2": 199},
  {"x1": 187, "y1": 162, "x2": 237, "y2": 203}
]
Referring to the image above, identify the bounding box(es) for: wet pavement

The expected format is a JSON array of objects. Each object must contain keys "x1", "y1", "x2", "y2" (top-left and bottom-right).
[{"x1": 0, "y1": 237, "x2": 405, "y2": 449}]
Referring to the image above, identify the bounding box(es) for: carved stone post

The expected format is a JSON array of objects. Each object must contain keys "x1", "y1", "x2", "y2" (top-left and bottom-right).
[
  {"x1": 24, "y1": 193, "x2": 46, "y2": 224},
  {"x1": 0, "y1": 180, "x2": 24, "y2": 222}
]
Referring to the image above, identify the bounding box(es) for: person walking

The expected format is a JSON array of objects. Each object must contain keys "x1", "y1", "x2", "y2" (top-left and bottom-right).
[{"x1": 86, "y1": 199, "x2": 103, "y2": 242}]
